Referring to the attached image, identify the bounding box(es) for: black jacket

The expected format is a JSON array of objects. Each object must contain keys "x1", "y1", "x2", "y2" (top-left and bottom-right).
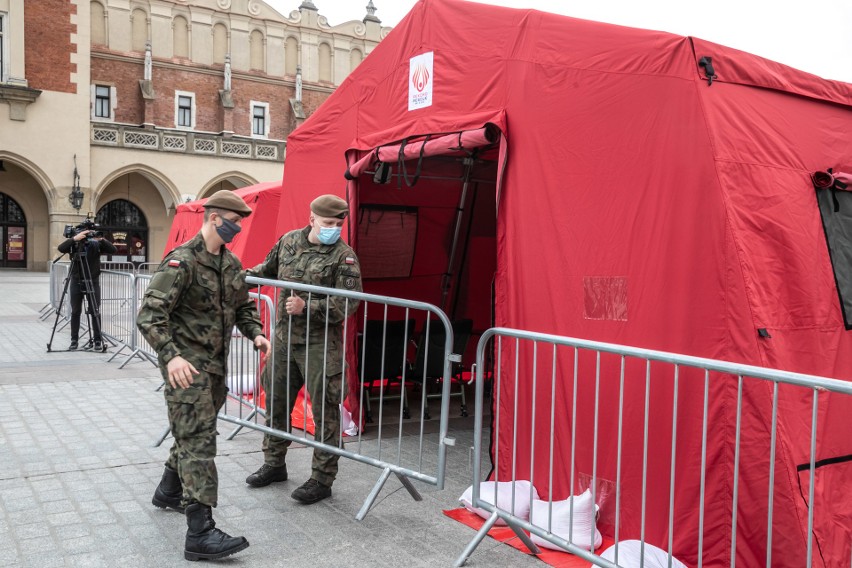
[{"x1": 58, "y1": 237, "x2": 117, "y2": 280}]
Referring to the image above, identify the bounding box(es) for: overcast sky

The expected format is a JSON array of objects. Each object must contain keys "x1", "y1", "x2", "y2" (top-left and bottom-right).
[{"x1": 264, "y1": 0, "x2": 852, "y2": 83}]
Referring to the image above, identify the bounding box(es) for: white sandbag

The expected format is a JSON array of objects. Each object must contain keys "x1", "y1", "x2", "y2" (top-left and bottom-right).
[
  {"x1": 529, "y1": 489, "x2": 602, "y2": 551},
  {"x1": 226, "y1": 373, "x2": 255, "y2": 395},
  {"x1": 459, "y1": 480, "x2": 539, "y2": 525},
  {"x1": 600, "y1": 540, "x2": 687, "y2": 568}
]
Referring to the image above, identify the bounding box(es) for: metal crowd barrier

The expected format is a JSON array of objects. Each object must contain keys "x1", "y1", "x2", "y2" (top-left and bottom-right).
[
  {"x1": 42, "y1": 261, "x2": 70, "y2": 322},
  {"x1": 456, "y1": 327, "x2": 852, "y2": 568},
  {"x1": 98, "y1": 270, "x2": 136, "y2": 351},
  {"x1": 100, "y1": 261, "x2": 135, "y2": 272},
  {"x1": 216, "y1": 275, "x2": 458, "y2": 521},
  {"x1": 107, "y1": 273, "x2": 158, "y2": 368},
  {"x1": 135, "y1": 262, "x2": 160, "y2": 274}
]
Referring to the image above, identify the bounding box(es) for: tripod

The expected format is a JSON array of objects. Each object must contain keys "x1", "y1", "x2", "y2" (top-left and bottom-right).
[{"x1": 47, "y1": 240, "x2": 104, "y2": 352}]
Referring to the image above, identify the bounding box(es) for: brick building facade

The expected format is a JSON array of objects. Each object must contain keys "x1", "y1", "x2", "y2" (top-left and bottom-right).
[{"x1": 0, "y1": 0, "x2": 389, "y2": 270}]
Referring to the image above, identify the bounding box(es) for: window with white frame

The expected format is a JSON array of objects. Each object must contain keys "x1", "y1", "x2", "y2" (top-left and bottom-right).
[
  {"x1": 0, "y1": 13, "x2": 6, "y2": 83},
  {"x1": 175, "y1": 91, "x2": 195, "y2": 129},
  {"x1": 94, "y1": 85, "x2": 111, "y2": 119},
  {"x1": 251, "y1": 101, "x2": 269, "y2": 138}
]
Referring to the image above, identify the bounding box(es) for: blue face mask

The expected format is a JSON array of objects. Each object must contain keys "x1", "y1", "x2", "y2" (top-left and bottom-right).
[
  {"x1": 317, "y1": 226, "x2": 342, "y2": 245},
  {"x1": 216, "y1": 217, "x2": 241, "y2": 244}
]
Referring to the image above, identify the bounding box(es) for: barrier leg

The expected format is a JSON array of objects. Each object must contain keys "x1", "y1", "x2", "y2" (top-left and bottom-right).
[
  {"x1": 226, "y1": 408, "x2": 259, "y2": 440},
  {"x1": 454, "y1": 511, "x2": 501, "y2": 567},
  {"x1": 153, "y1": 424, "x2": 171, "y2": 447},
  {"x1": 356, "y1": 468, "x2": 392, "y2": 521},
  {"x1": 107, "y1": 343, "x2": 129, "y2": 362},
  {"x1": 505, "y1": 518, "x2": 541, "y2": 555},
  {"x1": 394, "y1": 472, "x2": 422, "y2": 502}
]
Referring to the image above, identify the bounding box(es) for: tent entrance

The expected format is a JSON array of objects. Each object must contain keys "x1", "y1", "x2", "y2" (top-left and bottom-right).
[{"x1": 347, "y1": 128, "x2": 502, "y2": 361}]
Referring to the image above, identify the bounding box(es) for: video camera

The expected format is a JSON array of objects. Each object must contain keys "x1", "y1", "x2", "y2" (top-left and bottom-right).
[{"x1": 63, "y1": 218, "x2": 104, "y2": 240}]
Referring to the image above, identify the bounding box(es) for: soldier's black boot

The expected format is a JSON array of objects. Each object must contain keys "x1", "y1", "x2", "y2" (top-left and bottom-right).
[
  {"x1": 291, "y1": 478, "x2": 332, "y2": 504},
  {"x1": 152, "y1": 466, "x2": 184, "y2": 513},
  {"x1": 245, "y1": 463, "x2": 287, "y2": 488},
  {"x1": 184, "y1": 503, "x2": 249, "y2": 561}
]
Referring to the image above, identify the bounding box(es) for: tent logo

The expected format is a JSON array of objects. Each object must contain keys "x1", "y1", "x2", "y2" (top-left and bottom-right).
[
  {"x1": 408, "y1": 52, "x2": 434, "y2": 111},
  {"x1": 412, "y1": 64, "x2": 430, "y2": 93}
]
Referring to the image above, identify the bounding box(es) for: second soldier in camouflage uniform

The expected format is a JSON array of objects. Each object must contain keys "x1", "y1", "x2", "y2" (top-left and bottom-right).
[
  {"x1": 245, "y1": 194, "x2": 362, "y2": 504},
  {"x1": 137, "y1": 190, "x2": 270, "y2": 561}
]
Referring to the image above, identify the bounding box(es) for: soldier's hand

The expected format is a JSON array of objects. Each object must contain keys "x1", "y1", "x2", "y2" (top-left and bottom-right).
[
  {"x1": 285, "y1": 295, "x2": 306, "y2": 316},
  {"x1": 254, "y1": 335, "x2": 271, "y2": 355},
  {"x1": 166, "y1": 356, "x2": 199, "y2": 389}
]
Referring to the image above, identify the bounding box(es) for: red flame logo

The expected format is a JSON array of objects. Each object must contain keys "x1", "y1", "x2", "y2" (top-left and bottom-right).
[{"x1": 412, "y1": 63, "x2": 430, "y2": 93}]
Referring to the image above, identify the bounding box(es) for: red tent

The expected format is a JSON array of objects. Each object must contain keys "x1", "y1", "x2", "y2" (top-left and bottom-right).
[
  {"x1": 268, "y1": 0, "x2": 852, "y2": 565},
  {"x1": 163, "y1": 181, "x2": 282, "y2": 267}
]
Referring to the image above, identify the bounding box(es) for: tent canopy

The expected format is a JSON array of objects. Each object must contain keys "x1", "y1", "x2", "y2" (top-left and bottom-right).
[{"x1": 258, "y1": 1, "x2": 852, "y2": 564}]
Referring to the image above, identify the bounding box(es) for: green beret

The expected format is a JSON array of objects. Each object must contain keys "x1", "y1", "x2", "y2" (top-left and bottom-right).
[
  {"x1": 310, "y1": 194, "x2": 349, "y2": 219},
  {"x1": 204, "y1": 190, "x2": 252, "y2": 217}
]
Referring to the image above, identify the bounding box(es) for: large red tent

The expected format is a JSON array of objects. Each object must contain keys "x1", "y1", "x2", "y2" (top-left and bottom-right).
[{"x1": 192, "y1": 0, "x2": 852, "y2": 564}]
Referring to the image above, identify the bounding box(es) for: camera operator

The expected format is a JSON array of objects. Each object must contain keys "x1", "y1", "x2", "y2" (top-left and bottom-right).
[{"x1": 57, "y1": 227, "x2": 117, "y2": 351}]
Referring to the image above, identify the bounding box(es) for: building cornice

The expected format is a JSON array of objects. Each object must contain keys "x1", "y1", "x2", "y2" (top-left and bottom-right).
[
  {"x1": 91, "y1": 51, "x2": 336, "y2": 93},
  {"x1": 0, "y1": 84, "x2": 42, "y2": 121}
]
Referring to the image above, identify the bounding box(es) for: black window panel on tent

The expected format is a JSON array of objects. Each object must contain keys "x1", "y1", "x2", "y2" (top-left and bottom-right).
[
  {"x1": 816, "y1": 186, "x2": 852, "y2": 329},
  {"x1": 357, "y1": 205, "x2": 418, "y2": 279}
]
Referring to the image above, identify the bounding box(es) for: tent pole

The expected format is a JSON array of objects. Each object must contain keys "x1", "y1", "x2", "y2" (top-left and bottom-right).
[{"x1": 441, "y1": 154, "x2": 475, "y2": 314}]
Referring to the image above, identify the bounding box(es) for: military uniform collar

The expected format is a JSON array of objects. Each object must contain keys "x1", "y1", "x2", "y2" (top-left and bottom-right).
[{"x1": 191, "y1": 232, "x2": 228, "y2": 270}]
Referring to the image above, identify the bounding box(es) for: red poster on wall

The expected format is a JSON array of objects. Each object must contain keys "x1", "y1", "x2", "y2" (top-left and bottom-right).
[{"x1": 6, "y1": 227, "x2": 25, "y2": 261}]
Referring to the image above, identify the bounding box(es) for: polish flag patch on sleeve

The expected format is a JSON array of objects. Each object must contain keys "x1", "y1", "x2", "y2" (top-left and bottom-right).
[
  {"x1": 168, "y1": 259, "x2": 182, "y2": 268},
  {"x1": 345, "y1": 257, "x2": 356, "y2": 265}
]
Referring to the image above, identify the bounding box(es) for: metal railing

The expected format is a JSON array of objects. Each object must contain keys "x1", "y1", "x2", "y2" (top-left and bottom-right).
[
  {"x1": 456, "y1": 327, "x2": 852, "y2": 568},
  {"x1": 217, "y1": 275, "x2": 458, "y2": 520}
]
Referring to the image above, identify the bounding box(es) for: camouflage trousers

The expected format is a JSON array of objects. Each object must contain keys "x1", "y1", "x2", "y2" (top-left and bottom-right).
[
  {"x1": 163, "y1": 370, "x2": 227, "y2": 508},
  {"x1": 261, "y1": 343, "x2": 344, "y2": 487}
]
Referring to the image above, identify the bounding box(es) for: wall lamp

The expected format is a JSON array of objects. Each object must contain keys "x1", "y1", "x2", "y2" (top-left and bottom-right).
[{"x1": 69, "y1": 155, "x2": 84, "y2": 211}]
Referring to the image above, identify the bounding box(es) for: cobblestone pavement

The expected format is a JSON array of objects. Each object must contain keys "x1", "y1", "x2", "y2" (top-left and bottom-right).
[{"x1": 0, "y1": 271, "x2": 541, "y2": 568}]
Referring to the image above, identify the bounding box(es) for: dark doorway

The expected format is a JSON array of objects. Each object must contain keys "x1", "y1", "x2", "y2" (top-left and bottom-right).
[
  {"x1": 95, "y1": 199, "x2": 149, "y2": 265},
  {"x1": 0, "y1": 192, "x2": 26, "y2": 268}
]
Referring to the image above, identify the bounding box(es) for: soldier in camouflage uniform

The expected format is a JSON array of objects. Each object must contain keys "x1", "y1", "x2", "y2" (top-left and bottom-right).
[
  {"x1": 137, "y1": 190, "x2": 270, "y2": 561},
  {"x1": 245, "y1": 194, "x2": 362, "y2": 505}
]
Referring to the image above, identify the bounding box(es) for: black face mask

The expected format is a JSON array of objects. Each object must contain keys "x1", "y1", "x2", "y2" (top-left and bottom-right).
[{"x1": 215, "y1": 217, "x2": 241, "y2": 243}]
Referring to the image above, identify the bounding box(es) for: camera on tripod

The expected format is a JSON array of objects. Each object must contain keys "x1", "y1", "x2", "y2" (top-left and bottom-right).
[{"x1": 63, "y1": 218, "x2": 104, "y2": 242}]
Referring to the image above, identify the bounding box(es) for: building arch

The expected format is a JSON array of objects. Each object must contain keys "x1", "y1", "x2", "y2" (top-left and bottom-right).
[
  {"x1": 130, "y1": 7, "x2": 149, "y2": 52},
  {"x1": 285, "y1": 36, "x2": 299, "y2": 75},
  {"x1": 91, "y1": 1, "x2": 107, "y2": 46},
  {"x1": 172, "y1": 14, "x2": 190, "y2": 59},
  {"x1": 93, "y1": 164, "x2": 180, "y2": 213},
  {"x1": 0, "y1": 151, "x2": 57, "y2": 212},
  {"x1": 350, "y1": 47, "x2": 363, "y2": 72},
  {"x1": 318, "y1": 41, "x2": 332, "y2": 82},
  {"x1": 212, "y1": 22, "x2": 229, "y2": 65},
  {"x1": 198, "y1": 172, "x2": 258, "y2": 198},
  {"x1": 249, "y1": 29, "x2": 265, "y2": 71}
]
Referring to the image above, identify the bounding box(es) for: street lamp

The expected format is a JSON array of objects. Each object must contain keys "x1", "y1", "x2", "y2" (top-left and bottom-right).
[{"x1": 69, "y1": 154, "x2": 84, "y2": 211}]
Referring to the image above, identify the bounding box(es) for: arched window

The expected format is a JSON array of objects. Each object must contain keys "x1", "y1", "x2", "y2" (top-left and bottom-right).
[
  {"x1": 95, "y1": 199, "x2": 149, "y2": 264},
  {"x1": 350, "y1": 48, "x2": 363, "y2": 72},
  {"x1": 318, "y1": 42, "x2": 332, "y2": 83},
  {"x1": 0, "y1": 193, "x2": 26, "y2": 268},
  {"x1": 91, "y1": 2, "x2": 106, "y2": 46},
  {"x1": 250, "y1": 30, "x2": 264, "y2": 71},
  {"x1": 212, "y1": 23, "x2": 228, "y2": 65},
  {"x1": 285, "y1": 36, "x2": 298, "y2": 76},
  {"x1": 131, "y1": 8, "x2": 148, "y2": 52},
  {"x1": 173, "y1": 15, "x2": 189, "y2": 59}
]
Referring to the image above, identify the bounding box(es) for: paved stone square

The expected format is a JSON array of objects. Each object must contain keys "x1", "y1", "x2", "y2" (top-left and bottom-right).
[{"x1": 0, "y1": 271, "x2": 541, "y2": 567}]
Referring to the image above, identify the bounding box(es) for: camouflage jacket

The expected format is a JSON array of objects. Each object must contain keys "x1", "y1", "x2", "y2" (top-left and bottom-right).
[
  {"x1": 250, "y1": 226, "x2": 362, "y2": 346},
  {"x1": 136, "y1": 232, "x2": 264, "y2": 375}
]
